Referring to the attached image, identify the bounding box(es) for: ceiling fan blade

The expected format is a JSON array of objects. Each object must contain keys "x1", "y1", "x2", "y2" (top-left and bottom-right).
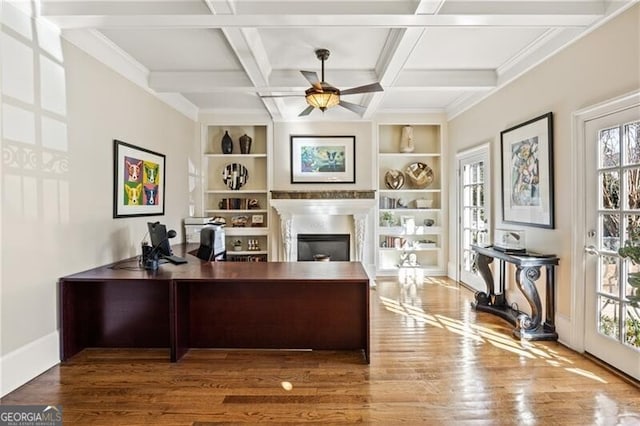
[
  {"x1": 339, "y1": 100, "x2": 366, "y2": 115},
  {"x1": 298, "y1": 105, "x2": 315, "y2": 117},
  {"x1": 301, "y1": 70, "x2": 322, "y2": 90},
  {"x1": 340, "y1": 82, "x2": 383, "y2": 96}
]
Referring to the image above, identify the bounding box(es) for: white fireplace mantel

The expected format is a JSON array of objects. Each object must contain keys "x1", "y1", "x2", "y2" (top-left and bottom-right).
[{"x1": 270, "y1": 198, "x2": 376, "y2": 262}]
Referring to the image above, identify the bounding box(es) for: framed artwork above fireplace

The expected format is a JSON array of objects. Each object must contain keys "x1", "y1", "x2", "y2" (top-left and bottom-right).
[{"x1": 290, "y1": 135, "x2": 356, "y2": 184}]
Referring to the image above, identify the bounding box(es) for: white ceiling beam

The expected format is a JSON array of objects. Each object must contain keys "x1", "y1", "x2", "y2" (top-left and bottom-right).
[
  {"x1": 362, "y1": 27, "x2": 425, "y2": 119},
  {"x1": 361, "y1": 0, "x2": 438, "y2": 118},
  {"x1": 394, "y1": 69, "x2": 497, "y2": 88},
  {"x1": 269, "y1": 69, "x2": 380, "y2": 88},
  {"x1": 149, "y1": 71, "x2": 252, "y2": 92},
  {"x1": 149, "y1": 69, "x2": 495, "y2": 93},
  {"x1": 40, "y1": 1, "x2": 607, "y2": 17},
  {"x1": 41, "y1": 13, "x2": 602, "y2": 30},
  {"x1": 438, "y1": 1, "x2": 606, "y2": 15},
  {"x1": 40, "y1": 1, "x2": 417, "y2": 16},
  {"x1": 204, "y1": 0, "x2": 284, "y2": 119}
]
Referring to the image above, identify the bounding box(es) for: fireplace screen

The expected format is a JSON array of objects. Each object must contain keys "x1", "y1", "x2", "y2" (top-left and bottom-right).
[{"x1": 297, "y1": 234, "x2": 350, "y2": 261}]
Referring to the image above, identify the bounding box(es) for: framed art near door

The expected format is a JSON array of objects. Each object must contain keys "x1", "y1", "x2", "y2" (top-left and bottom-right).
[
  {"x1": 113, "y1": 139, "x2": 166, "y2": 218},
  {"x1": 500, "y1": 112, "x2": 554, "y2": 228}
]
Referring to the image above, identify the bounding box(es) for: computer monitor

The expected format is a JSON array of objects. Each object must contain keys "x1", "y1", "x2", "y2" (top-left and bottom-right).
[
  {"x1": 148, "y1": 222, "x2": 173, "y2": 257},
  {"x1": 196, "y1": 224, "x2": 226, "y2": 261}
]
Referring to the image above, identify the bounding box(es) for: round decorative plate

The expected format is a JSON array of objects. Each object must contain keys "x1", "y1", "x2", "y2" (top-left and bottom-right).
[
  {"x1": 404, "y1": 162, "x2": 434, "y2": 188},
  {"x1": 384, "y1": 169, "x2": 405, "y2": 189},
  {"x1": 222, "y1": 163, "x2": 249, "y2": 190}
]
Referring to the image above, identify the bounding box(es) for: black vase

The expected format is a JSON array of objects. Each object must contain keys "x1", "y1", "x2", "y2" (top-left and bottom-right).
[
  {"x1": 239, "y1": 134, "x2": 252, "y2": 154},
  {"x1": 221, "y1": 130, "x2": 233, "y2": 154}
]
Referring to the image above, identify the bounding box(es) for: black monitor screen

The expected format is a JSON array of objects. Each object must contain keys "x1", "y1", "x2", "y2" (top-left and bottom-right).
[{"x1": 148, "y1": 222, "x2": 172, "y2": 257}]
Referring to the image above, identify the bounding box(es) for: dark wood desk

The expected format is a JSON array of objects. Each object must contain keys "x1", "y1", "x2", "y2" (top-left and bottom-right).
[
  {"x1": 471, "y1": 244, "x2": 559, "y2": 341},
  {"x1": 60, "y1": 244, "x2": 370, "y2": 363}
]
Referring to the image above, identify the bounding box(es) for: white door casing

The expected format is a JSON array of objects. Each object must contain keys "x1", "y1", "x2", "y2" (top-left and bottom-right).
[
  {"x1": 571, "y1": 90, "x2": 640, "y2": 380},
  {"x1": 457, "y1": 143, "x2": 491, "y2": 291}
]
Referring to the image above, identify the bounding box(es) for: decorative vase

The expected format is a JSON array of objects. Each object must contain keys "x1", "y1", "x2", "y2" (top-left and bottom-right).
[
  {"x1": 399, "y1": 125, "x2": 414, "y2": 153},
  {"x1": 221, "y1": 130, "x2": 233, "y2": 154},
  {"x1": 239, "y1": 134, "x2": 252, "y2": 154}
]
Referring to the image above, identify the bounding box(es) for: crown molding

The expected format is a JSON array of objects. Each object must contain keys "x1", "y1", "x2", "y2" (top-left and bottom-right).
[{"x1": 61, "y1": 29, "x2": 198, "y2": 121}]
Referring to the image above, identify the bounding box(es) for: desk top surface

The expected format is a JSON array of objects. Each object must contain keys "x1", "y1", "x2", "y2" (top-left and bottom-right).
[{"x1": 60, "y1": 244, "x2": 370, "y2": 283}]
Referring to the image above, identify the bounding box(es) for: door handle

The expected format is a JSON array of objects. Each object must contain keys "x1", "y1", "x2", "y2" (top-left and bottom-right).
[{"x1": 585, "y1": 245, "x2": 600, "y2": 256}]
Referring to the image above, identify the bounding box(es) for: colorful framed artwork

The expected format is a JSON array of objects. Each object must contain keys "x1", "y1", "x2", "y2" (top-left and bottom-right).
[
  {"x1": 290, "y1": 135, "x2": 356, "y2": 183},
  {"x1": 500, "y1": 112, "x2": 554, "y2": 228},
  {"x1": 113, "y1": 139, "x2": 166, "y2": 218}
]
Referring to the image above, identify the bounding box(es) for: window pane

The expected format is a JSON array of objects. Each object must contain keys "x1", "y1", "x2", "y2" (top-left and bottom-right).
[
  {"x1": 477, "y1": 230, "x2": 489, "y2": 245},
  {"x1": 626, "y1": 262, "x2": 640, "y2": 301},
  {"x1": 601, "y1": 171, "x2": 620, "y2": 209},
  {"x1": 601, "y1": 213, "x2": 620, "y2": 252},
  {"x1": 477, "y1": 162, "x2": 484, "y2": 183},
  {"x1": 463, "y1": 164, "x2": 472, "y2": 184},
  {"x1": 463, "y1": 186, "x2": 472, "y2": 206},
  {"x1": 623, "y1": 121, "x2": 640, "y2": 166},
  {"x1": 599, "y1": 255, "x2": 620, "y2": 296},
  {"x1": 478, "y1": 208, "x2": 487, "y2": 230},
  {"x1": 624, "y1": 167, "x2": 640, "y2": 210},
  {"x1": 600, "y1": 127, "x2": 620, "y2": 167},
  {"x1": 624, "y1": 214, "x2": 640, "y2": 242},
  {"x1": 622, "y1": 303, "x2": 640, "y2": 349},
  {"x1": 598, "y1": 296, "x2": 620, "y2": 340}
]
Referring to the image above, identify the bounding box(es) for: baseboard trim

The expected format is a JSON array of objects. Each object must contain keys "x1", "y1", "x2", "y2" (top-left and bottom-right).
[
  {"x1": 1, "y1": 331, "x2": 60, "y2": 397},
  {"x1": 554, "y1": 314, "x2": 575, "y2": 350}
]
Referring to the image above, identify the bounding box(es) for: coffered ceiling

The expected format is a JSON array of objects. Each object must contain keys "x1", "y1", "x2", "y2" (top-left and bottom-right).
[{"x1": 38, "y1": 0, "x2": 637, "y2": 120}]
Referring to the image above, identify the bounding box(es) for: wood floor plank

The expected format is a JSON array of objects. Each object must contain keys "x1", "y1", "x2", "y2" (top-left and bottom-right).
[{"x1": 1, "y1": 278, "x2": 638, "y2": 425}]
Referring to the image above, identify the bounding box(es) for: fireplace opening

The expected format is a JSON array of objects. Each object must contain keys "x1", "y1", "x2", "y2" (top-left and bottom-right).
[{"x1": 297, "y1": 234, "x2": 350, "y2": 261}]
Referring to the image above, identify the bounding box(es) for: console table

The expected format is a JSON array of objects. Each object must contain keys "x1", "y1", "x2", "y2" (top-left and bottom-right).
[
  {"x1": 59, "y1": 244, "x2": 370, "y2": 363},
  {"x1": 471, "y1": 244, "x2": 559, "y2": 341}
]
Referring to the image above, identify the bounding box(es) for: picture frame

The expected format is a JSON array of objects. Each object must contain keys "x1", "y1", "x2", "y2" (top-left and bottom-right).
[
  {"x1": 500, "y1": 112, "x2": 554, "y2": 228},
  {"x1": 401, "y1": 215, "x2": 415, "y2": 234},
  {"x1": 290, "y1": 135, "x2": 356, "y2": 183},
  {"x1": 251, "y1": 214, "x2": 264, "y2": 227},
  {"x1": 113, "y1": 139, "x2": 166, "y2": 218}
]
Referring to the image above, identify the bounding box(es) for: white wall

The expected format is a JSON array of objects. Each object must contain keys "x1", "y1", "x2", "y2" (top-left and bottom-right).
[
  {"x1": 446, "y1": 5, "x2": 640, "y2": 341},
  {"x1": 0, "y1": 4, "x2": 197, "y2": 396}
]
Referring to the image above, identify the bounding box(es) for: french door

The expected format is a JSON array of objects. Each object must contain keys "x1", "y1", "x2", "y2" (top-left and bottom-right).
[
  {"x1": 457, "y1": 145, "x2": 490, "y2": 291},
  {"x1": 584, "y1": 101, "x2": 640, "y2": 380}
]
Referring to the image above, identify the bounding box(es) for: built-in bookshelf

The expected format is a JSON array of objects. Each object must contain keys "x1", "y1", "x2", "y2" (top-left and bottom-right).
[
  {"x1": 199, "y1": 123, "x2": 271, "y2": 261},
  {"x1": 376, "y1": 123, "x2": 446, "y2": 275}
]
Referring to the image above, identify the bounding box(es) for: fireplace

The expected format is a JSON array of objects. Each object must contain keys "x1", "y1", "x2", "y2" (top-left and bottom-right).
[
  {"x1": 270, "y1": 191, "x2": 376, "y2": 263},
  {"x1": 297, "y1": 234, "x2": 350, "y2": 261}
]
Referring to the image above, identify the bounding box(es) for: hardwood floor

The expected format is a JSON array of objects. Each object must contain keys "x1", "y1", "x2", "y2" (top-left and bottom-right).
[{"x1": 2, "y1": 277, "x2": 639, "y2": 425}]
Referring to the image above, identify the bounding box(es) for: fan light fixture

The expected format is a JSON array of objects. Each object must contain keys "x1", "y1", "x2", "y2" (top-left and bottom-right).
[
  {"x1": 305, "y1": 87, "x2": 340, "y2": 111},
  {"x1": 259, "y1": 48, "x2": 383, "y2": 117}
]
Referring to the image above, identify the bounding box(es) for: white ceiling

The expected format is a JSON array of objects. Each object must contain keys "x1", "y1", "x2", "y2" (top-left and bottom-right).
[{"x1": 39, "y1": 0, "x2": 638, "y2": 121}]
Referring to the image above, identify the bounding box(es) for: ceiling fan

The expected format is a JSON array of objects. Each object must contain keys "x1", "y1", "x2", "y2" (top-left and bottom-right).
[{"x1": 261, "y1": 48, "x2": 383, "y2": 117}]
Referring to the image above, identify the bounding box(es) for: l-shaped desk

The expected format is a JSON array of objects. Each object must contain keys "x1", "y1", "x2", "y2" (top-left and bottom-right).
[{"x1": 59, "y1": 244, "x2": 370, "y2": 363}]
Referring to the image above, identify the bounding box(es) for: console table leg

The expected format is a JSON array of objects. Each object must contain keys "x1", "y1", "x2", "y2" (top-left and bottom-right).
[
  {"x1": 544, "y1": 266, "x2": 557, "y2": 333},
  {"x1": 515, "y1": 266, "x2": 542, "y2": 330},
  {"x1": 473, "y1": 253, "x2": 494, "y2": 306},
  {"x1": 514, "y1": 266, "x2": 558, "y2": 340}
]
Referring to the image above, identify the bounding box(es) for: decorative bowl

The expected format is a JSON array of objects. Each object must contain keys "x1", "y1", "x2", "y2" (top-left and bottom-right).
[
  {"x1": 405, "y1": 162, "x2": 434, "y2": 188},
  {"x1": 384, "y1": 169, "x2": 405, "y2": 189},
  {"x1": 222, "y1": 163, "x2": 249, "y2": 190}
]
